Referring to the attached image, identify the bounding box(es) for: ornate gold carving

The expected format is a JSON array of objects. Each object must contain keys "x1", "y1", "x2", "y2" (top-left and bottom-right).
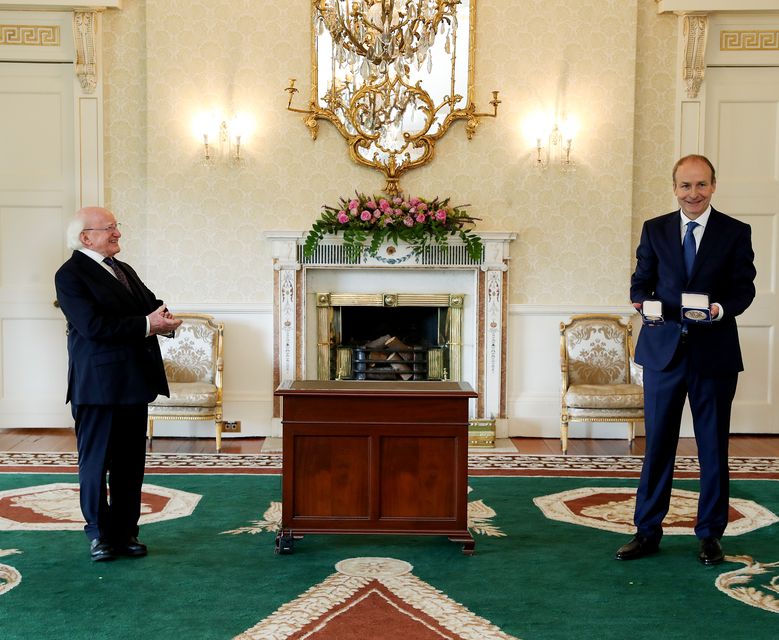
[
  {"x1": 720, "y1": 30, "x2": 779, "y2": 51},
  {"x1": 73, "y1": 11, "x2": 98, "y2": 94},
  {"x1": 0, "y1": 25, "x2": 60, "y2": 46},
  {"x1": 286, "y1": 0, "x2": 499, "y2": 195},
  {"x1": 682, "y1": 15, "x2": 708, "y2": 99}
]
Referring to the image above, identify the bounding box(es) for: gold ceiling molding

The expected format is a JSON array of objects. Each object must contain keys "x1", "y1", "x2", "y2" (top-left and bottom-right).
[
  {"x1": 721, "y1": 30, "x2": 779, "y2": 51},
  {"x1": 0, "y1": 24, "x2": 60, "y2": 46}
]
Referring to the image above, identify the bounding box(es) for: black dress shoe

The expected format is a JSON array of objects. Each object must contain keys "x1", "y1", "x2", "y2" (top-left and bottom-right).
[
  {"x1": 113, "y1": 536, "x2": 148, "y2": 557},
  {"x1": 90, "y1": 538, "x2": 115, "y2": 562},
  {"x1": 615, "y1": 534, "x2": 660, "y2": 560},
  {"x1": 698, "y1": 537, "x2": 724, "y2": 565}
]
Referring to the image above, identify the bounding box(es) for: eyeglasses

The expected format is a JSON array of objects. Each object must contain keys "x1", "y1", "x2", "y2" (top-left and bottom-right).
[{"x1": 83, "y1": 223, "x2": 122, "y2": 232}]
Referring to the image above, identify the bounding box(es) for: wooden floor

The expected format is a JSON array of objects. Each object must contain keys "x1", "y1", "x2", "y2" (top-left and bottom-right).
[{"x1": 0, "y1": 428, "x2": 777, "y2": 457}]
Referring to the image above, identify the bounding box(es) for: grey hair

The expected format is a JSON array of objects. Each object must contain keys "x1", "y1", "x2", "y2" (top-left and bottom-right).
[{"x1": 65, "y1": 214, "x2": 87, "y2": 250}]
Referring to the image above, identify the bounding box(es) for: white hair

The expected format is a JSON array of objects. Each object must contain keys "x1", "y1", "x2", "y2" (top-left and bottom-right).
[{"x1": 65, "y1": 214, "x2": 87, "y2": 250}]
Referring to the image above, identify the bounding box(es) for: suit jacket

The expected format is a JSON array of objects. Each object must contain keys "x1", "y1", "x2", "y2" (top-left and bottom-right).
[
  {"x1": 630, "y1": 208, "x2": 756, "y2": 373},
  {"x1": 54, "y1": 250, "x2": 169, "y2": 405}
]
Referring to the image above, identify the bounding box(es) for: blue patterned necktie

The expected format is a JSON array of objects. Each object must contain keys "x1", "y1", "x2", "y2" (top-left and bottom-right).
[
  {"x1": 104, "y1": 257, "x2": 132, "y2": 292},
  {"x1": 683, "y1": 221, "x2": 699, "y2": 279}
]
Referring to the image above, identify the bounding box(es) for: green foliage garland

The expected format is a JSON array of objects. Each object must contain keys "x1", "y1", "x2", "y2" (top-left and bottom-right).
[{"x1": 303, "y1": 193, "x2": 483, "y2": 261}]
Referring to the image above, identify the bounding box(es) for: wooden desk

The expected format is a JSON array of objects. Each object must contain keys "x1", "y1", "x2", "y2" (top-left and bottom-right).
[{"x1": 274, "y1": 380, "x2": 477, "y2": 554}]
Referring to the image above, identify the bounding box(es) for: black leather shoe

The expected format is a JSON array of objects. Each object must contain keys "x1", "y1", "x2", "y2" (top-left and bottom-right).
[
  {"x1": 90, "y1": 538, "x2": 115, "y2": 562},
  {"x1": 113, "y1": 536, "x2": 148, "y2": 557},
  {"x1": 615, "y1": 534, "x2": 660, "y2": 560},
  {"x1": 698, "y1": 537, "x2": 724, "y2": 565}
]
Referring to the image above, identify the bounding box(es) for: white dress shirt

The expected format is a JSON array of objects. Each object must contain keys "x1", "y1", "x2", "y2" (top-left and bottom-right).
[{"x1": 678, "y1": 207, "x2": 723, "y2": 320}]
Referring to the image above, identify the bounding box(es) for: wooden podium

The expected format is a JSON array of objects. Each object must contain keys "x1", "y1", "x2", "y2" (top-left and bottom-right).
[{"x1": 274, "y1": 380, "x2": 477, "y2": 554}]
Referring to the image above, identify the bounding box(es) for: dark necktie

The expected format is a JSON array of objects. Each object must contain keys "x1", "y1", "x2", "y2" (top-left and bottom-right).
[
  {"x1": 104, "y1": 257, "x2": 132, "y2": 292},
  {"x1": 683, "y1": 221, "x2": 699, "y2": 279}
]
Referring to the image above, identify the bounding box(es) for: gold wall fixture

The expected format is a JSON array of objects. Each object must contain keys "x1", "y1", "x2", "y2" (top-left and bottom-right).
[
  {"x1": 285, "y1": 0, "x2": 500, "y2": 195},
  {"x1": 524, "y1": 113, "x2": 579, "y2": 173},
  {"x1": 192, "y1": 111, "x2": 255, "y2": 168}
]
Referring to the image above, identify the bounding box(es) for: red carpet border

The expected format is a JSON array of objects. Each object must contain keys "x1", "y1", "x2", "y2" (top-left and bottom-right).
[{"x1": 1, "y1": 451, "x2": 778, "y2": 478}]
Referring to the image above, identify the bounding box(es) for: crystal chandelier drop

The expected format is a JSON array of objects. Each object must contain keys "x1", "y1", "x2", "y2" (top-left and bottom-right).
[{"x1": 315, "y1": 0, "x2": 459, "y2": 74}]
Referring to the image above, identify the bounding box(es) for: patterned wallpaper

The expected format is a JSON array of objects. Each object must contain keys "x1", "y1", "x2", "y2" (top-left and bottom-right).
[
  {"x1": 632, "y1": 0, "x2": 677, "y2": 255},
  {"x1": 101, "y1": 0, "x2": 678, "y2": 306}
]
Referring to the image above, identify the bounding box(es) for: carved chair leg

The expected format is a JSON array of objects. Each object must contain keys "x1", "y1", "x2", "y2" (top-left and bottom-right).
[
  {"x1": 561, "y1": 421, "x2": 569, "y2": 455},
  {"x1": 628, "y1": 421, "x2": 636, "y2": 444},
  {"x1": 147, "y1": 417, "x2": 154, "y2": 442},
  {"x1": 215, "y1": 421, "x2": 224, "y2": 454}
]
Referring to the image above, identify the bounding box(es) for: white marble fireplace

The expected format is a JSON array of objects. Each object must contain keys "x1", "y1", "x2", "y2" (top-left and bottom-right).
[{"x1": 266, "y1": 231, "x2": 516, "y2": 434}]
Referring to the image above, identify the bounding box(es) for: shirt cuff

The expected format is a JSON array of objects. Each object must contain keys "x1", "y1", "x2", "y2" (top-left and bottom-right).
[{"x1": 145, "y1": 317, "x2": 151, "y2": 337}]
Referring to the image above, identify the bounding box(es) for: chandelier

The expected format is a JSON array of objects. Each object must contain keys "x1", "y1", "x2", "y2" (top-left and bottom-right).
[
  {"x1": 288, "y1": 0, "x2": 499, "y2": 195},
  {"x1": 315, "y1": 0, "x2": 459, "y2": 72}
]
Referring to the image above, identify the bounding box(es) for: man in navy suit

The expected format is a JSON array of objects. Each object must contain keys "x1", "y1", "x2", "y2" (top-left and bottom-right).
[
  {"x1": 616, "y1": 155, "x2": 756, "y2": 565},
  {"x1": 55, "y1": 207, "x2": 182, "y2": 561}
]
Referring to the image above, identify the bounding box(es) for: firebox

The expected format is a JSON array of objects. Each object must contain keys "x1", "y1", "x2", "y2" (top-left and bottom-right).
[{"x1": 315, "y1": 292, "x2": 464, "y2": 381}]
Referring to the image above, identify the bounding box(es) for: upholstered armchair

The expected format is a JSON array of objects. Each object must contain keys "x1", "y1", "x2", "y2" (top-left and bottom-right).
[
  {"x1": 559, "y1": 314, "x2": 644, "y2": 454},
  {"x1": 148, "y1": 314, "x2": 225, "y2": 452}
]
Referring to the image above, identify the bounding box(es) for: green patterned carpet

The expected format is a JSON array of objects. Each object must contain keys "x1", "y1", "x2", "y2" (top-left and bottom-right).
[{"x1": 0, "y1": 471, "x2": 776, "y2": 639}]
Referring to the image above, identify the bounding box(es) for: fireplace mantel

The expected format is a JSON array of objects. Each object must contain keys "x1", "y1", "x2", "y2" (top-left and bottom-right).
[{"x1": 265, "y1": 231, "x2": 517, "y2": 429}]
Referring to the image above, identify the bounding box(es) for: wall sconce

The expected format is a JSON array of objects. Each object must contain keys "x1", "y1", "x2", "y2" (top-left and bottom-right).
[
  {"x1": 525, "y1": 114, "x2": 579, "y2": 172},
  {"x1": 192, "y1": 111, "x2": 253, "y2": 167}
]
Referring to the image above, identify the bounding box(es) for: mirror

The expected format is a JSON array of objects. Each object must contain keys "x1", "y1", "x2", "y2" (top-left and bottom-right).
[{"x1": 286, "y1": 0, "x2": 499, "y2": 194}]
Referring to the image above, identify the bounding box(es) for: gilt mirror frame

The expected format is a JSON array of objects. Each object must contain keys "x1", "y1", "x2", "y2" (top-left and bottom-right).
[{"x1": 287, "y1": 0, "x2": 498, "y2": 195}]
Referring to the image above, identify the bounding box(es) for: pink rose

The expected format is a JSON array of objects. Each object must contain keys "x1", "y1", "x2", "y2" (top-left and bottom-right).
[
  {"x1": 410, "y1": 197, "x2": 421, "y2": 207},
  {"x1": 417, "y1": 202, "x2": 427, "y2": 211},
  {"x1": 403, "y1": 216, "x2": 414, "y2": 227},
  {"x1": 348, "y1": 199, "x2": 359, "y2": 210},
  {"x1": 393, "y1": 197, "x2": 403, "y2": 205},
  {"x1": 366, "y1": 200, "x2": 377, "y2": 209},
  {"x1": 360, "y1": 210, "x2": 372, "y2": 221},
  {"x1": 416, "y1": 213, "x2": 427, "y2": 223},
  {"x1": 394, "y1": 208, "x2": 403, "y2": 216},
  {"x1": 337, "y1": 211, "x2": 349, "y2": 224},
  {"x1": 379, "y1": 199, "x2": 390, "y2": 210},
  {"x1": 373, "y1": 210, "x2": 381, "y2": 218},
  {"x1": 435, "y1": 209, "x2": 447, "y2": 222}
]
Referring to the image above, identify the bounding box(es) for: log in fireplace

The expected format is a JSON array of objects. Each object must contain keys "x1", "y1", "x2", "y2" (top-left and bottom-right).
[{"x1": 316, "y1": 292, "x2": 463, "y2": 382}]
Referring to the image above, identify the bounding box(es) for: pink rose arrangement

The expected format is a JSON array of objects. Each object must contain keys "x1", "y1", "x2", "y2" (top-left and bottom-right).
[{"x1": 304, "y1": 193, "x2": 482, "y2": 261}]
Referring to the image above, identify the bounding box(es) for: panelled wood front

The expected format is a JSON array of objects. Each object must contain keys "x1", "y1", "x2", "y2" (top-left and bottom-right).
[{"x1": 276, "y1": 381, "x2": 476, "y2": 546}]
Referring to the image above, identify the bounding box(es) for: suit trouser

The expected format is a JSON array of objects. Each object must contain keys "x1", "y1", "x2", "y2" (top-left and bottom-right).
[
  {"x1": 72, "y1": 403, "x2": 148, "y2": 541},
  {"x1": 635, "y1": 343, "x2": 737, "y2": 541}
]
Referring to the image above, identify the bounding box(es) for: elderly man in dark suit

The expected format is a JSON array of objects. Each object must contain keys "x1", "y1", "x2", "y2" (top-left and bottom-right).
[
  {"x1": 55, "y1": 207, "x2": 182, "y2": 561},
  {"x1": 616, "y1": 155, "x2": 756, "y2": 565}
]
